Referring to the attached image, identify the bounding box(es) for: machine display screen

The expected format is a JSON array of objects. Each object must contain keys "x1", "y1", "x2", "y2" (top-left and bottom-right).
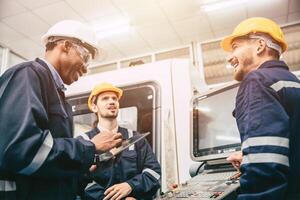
[{"x1": 192, "y1": 83, "x2": 241, "y2": 161}]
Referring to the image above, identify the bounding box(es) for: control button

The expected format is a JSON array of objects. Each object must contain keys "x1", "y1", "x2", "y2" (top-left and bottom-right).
[
  {"x1": 167, "y1": 191, "x2": 174, "y2": 198},
  {"x1": 210, "y1": 192, "x2": 222, "y2": 198},
  {"x1": 225, "y1": 180, "x2": 232, "y2": 185}
]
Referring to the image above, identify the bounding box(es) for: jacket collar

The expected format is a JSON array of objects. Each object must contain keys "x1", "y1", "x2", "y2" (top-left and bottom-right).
[
  {"x1": 36, "y1": 58, "x2": 66, "y2": 91},
  {"x1": 94, "y1": 126, "x2": 129, "y2": 139},
  {"x1": 258, "y1": 60, "x2": 289, "y2": 71}
]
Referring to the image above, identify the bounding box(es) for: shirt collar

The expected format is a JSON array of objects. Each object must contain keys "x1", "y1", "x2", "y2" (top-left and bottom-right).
[{"x1": 40, "y1": 58, "x2": 66, "y2": 91}]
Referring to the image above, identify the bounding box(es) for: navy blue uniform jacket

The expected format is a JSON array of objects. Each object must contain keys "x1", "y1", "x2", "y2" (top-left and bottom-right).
[
  {"x1": 0, "y1": 59, "x2": 95, "y2": 200},
  {"x1": 83, "y1": 127, "x2": 161, "y2": 200},
  {"x1": 234, "y1": 60, "x2": 300, "y2": 200}
]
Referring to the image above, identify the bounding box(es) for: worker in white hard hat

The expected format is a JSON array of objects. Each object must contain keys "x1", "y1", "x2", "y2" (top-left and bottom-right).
[
  {"x1": 222, "y1": 17, "x2": 300, "y2": 200},
  {"x1": 0, "y1": 20, "x2": 122, "y2": 200},
  {"x1": 41, "y1": 20, "x2": 99, "y2": 85}
]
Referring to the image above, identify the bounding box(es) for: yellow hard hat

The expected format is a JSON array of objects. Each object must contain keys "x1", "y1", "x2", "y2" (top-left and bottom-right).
[
  {"x1": 88, "y1": 82, "x2": 123, "y2": 111},
  {"x1": 221, "y1": 17, "x2": 287, "y2": 53}
]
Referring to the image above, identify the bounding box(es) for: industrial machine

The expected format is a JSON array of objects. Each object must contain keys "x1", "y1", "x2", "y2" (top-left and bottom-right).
[
  {"x1": 160, "y1": 82, "x2": 241, "y2": 200},
  {"x1": 66, "y1": 59, "x2": 242, "y2": 198}
]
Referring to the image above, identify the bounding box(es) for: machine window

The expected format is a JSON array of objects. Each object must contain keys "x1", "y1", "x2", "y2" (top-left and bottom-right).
[{"x1": 67, "y1": 81, "x2": 160, "y2": 152}]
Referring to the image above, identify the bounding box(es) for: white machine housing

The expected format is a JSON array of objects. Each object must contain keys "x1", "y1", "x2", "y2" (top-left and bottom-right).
[{"x1": 66, "y1": 59, "x2": 202, "y2": 193}]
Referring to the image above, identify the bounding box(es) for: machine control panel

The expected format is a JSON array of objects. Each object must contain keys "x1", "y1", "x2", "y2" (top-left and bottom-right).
[{"x1": 159, "y1": 171, "x2": 240, "y2": 200}]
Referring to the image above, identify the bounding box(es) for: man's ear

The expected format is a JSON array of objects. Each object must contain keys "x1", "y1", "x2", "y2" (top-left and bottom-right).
[
  {"x1": 256, "y1": 39, "x2": 267, "y2": 55},
  {"x1": 61, "y1": 40, "x2": 72, "y2": 53},
  {"x1": 90, "y1": 96, "x2": 98, "y2": 113},
  {"x1": 91, "y1": 103, "x2": 98, "y2": 113}
]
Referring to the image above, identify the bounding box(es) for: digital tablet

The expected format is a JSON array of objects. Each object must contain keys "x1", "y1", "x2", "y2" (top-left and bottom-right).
[{"x1": 97, "y1": 132, "x2": 150, "y2": 162}]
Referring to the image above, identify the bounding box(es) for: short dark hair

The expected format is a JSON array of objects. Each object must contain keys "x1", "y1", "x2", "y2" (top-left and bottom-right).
[
  {"x1": 267, "y1": 48, "x2": 280, "y2": 59},
  {"x1": 91, "y1": 95, "x2": 99, "y2": 128},
  {"x1": 45, "y1": 42, "x2": 57, "y2": 52},
  {"x1": 93, "y1": 113, "x2": 99, "y2": 128}
]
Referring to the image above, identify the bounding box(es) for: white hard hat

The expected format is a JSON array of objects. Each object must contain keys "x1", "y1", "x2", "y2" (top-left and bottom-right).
[{"x1": 41, "y1": 20, "x2": 99, "y2": 57}]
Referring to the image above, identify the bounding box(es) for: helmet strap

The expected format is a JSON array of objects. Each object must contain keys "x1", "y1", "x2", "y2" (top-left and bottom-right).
[{"x1": 248, "y1": 34, "x2": 282, "y2": 55}]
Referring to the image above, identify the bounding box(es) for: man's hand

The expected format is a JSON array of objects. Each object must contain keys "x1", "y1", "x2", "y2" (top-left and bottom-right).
[
  {"x1": 91, "y1": 131, "x2": 122, "y2": 153},
  {"x1": 89, "y1": 164, "x2": 97, "y2": 172},
  {"x1": 125, "y1": 197, "x2": 136, "y2": 200},
  {"x1": 227, "y1": 151, "x2": 243, "y2": 171},
  {"x1": 103, "y1": 182, "x2": 132, "y2": 200}
]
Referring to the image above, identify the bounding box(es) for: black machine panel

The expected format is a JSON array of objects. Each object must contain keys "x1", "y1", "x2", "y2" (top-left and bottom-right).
[
  {"x1": 160, "y1": 83, "x2": 241, "y2": 200},
  {"x1": 192, "y1": 83, "x2": 241, "y2": 161}
]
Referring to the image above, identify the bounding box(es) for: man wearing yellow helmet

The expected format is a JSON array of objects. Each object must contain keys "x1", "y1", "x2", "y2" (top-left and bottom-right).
[
  {"x1": 81, "y1": 83, "x2": 161, "y2": 200},
  {"x1": 0, "y1": 20, "x2": 122, "y2": 200},
  {"x1": 221, "y1": 17, "x2": 300, "y2": 200}
]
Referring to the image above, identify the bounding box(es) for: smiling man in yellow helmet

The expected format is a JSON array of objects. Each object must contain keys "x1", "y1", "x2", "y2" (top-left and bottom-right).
[{"x1": 221, "y1": 17, "x2": 300, "y2": 200}]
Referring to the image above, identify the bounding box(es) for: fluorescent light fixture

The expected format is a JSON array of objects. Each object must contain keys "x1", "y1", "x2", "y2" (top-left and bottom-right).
[
  {"x1": 96, "y1": 26, "x2": 131, "y2": 39},
  {"x1": 91, "y1": 17, "x2": 131, "y2": 39},
  {"x1": 201, "y1": 0, "x2": 246, "y2": 12}
]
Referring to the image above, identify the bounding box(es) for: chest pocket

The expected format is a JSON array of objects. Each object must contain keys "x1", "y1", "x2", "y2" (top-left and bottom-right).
[{"x1": 119, "y1": 150, "x2": 138, "y2": 180}]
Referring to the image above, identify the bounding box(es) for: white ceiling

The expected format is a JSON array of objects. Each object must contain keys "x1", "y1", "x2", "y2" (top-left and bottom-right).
[{"x1": 0, "y1": 0, "x2": 299, "y2": 63}]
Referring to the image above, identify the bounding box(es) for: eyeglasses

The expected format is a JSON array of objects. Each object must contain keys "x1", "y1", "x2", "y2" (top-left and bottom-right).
[
  {"x1": 71, "y1": 43, "x2": 92, "y2": 65},
  {"x1": 232, "y1": 34, "x2": 282, "y2": 54},
  {"x1": 48, "y1": 38, "x2": 93, "y2": 65}
]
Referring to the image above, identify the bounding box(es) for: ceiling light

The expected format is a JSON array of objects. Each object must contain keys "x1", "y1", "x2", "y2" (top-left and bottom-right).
[
  {"x1": 96, "y1": 26, "x2": 131, "y2": 39},
  {"x1": 201, "y1": 0, "x2": 246, "y2": 12},
  {"x1": 91, "y1": 17, "x2": 131, "y2": 39}
]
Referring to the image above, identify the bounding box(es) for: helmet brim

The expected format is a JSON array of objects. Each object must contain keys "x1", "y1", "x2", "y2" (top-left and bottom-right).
[
  {"x1": 88, "y1": 86, "x2": 123, "y2": 111},
  {"x1": 220, "y1": 33, "x2": 246, "y2": 52}
]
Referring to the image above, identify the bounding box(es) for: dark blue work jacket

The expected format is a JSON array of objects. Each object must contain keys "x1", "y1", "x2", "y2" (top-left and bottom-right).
[
  {"x1": 0, "y1": 59, "x2": 95, "y2": 200},
  {"x1": 83, "y1": 127, "x2": 161, "y2": 200},
  {"x1": 234, "y1": 60, "x2": 300, "y2": 200}
]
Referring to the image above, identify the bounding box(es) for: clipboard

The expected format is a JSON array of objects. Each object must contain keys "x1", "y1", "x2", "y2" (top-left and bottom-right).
[{"x1": 97, "y1": 132, "x2": 150, "y2": 162}]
